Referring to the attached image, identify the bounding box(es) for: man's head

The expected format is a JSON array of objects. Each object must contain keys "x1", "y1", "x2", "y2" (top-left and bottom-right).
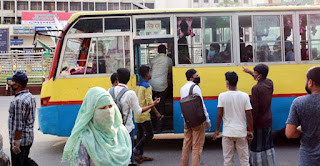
[
  {"x1": 158, "y1": 44, "x2": 167, "y2": 54},
  {"x1": 186, "y1": 69, "x2": 200, "y2": 84},
  {"x1": 305, "y1": 66, "x2": 320, "y2": 94},
  {"x1": 225, "y1": 71, "x2": 238, "y2": 88},
  {"x1": 138, "y1": 65, "x2": 151, "y2": 80},
  {"x1": 253, "y1": 64, "x2": 269, "y2": 81},
  {"x1": 285, "y1": 41, "x2": 293, "y2": 52},
  {"x1": 10, "y1": 72, "x2": 28, "y2": 92},
  {"x1": 117, "y1": 68, "x2": 131, "y2": 84},
  {"x1": 110, "y1": 73, "x2": 119, "y2": 87},
  {"x1": 210, "y1": 43, "x2": 220, "y2": 53}
]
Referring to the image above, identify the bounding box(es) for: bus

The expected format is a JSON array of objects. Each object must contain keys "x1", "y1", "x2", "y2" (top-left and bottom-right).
[{"x1": 39, "y1": 6, "x2": 320, "y2": 136}]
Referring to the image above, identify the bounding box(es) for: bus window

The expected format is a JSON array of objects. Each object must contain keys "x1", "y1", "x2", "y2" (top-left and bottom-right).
[
  {"x1": 60, "y1": 36, "x2": 130, "y2": 76},
  {"x1": 177, "y1": 17, "x2": 201, "y2": 64},
  {"x1": 69, "y1": 18, "x2": 103, "y2": 34},
  {"x1": 104, "y1": 17, "x2": 130, "y2": 32},
  {"x1": 239, "y1": 16, "x2": 253, "y2": 62},
  {"x1": 300, "y1": 14, "x2": 320, "y2": 61},
  {"x1": 203, "y1": 16, "x2": 232, "y2": 63},
  {"x1": 136, "y1": 17, "x2": 171, "y2": 36},
  {"x1": 283, "y1": 15, "x2": 294, "y2": 62},
  {"x1": 254, "y1": 15, "x2": 282, "y2": 62}
]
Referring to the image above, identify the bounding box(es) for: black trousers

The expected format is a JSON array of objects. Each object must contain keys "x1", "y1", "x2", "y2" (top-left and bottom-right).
[
  {"x1": 152, "y1": 90, "x2": 167, "y2": 132},
  {"x1": 10, "y1": 143, "x2": 37, "y2": 166},
  {"x1": 134, "y1": 121, "x2": 154, "y2": 156}
]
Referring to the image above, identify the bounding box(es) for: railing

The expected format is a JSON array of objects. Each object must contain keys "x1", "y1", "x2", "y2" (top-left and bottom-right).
[{"x1": 0, "y1": 51, "x2": 53, "y2": 85}]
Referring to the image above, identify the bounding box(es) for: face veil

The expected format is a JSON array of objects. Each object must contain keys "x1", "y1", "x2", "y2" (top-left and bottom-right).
[{"x1": 62, "y1": 87, "x2": 131, "y2": 166}]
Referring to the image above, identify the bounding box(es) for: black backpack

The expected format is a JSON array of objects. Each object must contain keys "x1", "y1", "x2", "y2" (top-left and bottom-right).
[{"x1": 109, "y1": 87, "x2": 130, "y2": 125}]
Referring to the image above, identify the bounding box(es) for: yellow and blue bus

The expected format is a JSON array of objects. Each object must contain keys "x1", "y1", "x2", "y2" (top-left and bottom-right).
[{"x1": 39, "y1": 6, "x2": 320, "y2": 136}]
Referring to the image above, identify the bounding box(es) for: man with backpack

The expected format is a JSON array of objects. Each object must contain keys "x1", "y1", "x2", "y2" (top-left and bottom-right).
[
  {"x1": 180, "y1": 69, "x2": 210, "y2": 166},
  {"x1": 109, "y1": 68, "x2": 160, "y2": 166}
]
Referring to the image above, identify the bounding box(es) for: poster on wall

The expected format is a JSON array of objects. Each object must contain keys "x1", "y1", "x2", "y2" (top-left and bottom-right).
[{"x1": 0, "y1": 29, "x2": 9, "y2": 52}]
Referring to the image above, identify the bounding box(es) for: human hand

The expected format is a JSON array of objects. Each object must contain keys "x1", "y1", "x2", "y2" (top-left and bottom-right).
[
  {"x1": 205, "y1": 122, "x2": 211, "y2": 131},
  {"x1": 212, "y1": 131, "x2": 220, "y2": 141},
  {"x1": 247, "y1": 131, "x2": 254, "y2": 142},
  {"x1": 156, "y1": 113, "x2": 164, "y2": 120},
  {"x1": 152, "y1": 98, "x2": 160, "y2": 106},
  {"x1": 242, "y1": 66, "x2": 250, "y2": 73},
  {"x1": 12, "y1": 140, "x2": 21, "y2": 154}
]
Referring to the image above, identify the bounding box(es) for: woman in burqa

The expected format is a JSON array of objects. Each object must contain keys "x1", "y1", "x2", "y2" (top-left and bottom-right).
[{"x1": 62, "y1": 87, "x2": 131, "y2": 166}]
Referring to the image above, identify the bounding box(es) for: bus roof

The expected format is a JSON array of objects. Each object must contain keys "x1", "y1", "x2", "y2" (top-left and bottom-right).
[{"x1": 68, "y1": 5, "x2": 320, "y2": 23}]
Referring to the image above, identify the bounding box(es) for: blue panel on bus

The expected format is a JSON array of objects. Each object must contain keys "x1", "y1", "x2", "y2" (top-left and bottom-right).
[
  {"x1": 173, "y1": 97, "x2": 296, "y2": 133},
  {"x1": 38, "y1": 105, "x2": 81, "y2": 136}
]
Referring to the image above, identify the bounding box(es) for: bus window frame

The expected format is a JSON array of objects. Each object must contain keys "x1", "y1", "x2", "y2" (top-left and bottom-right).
[
  {"x1": 56, "y1": 33, "x2": 133, "y2": 79},
  {"x1": 133, "y1": 14, "x2": 174, "y2": 39},
  {"x1": 296, "y1": 11, "x2": 320, "y2": 64},
  {"x1": 67, "y1": 17, "x2": 104, "y2": 34},
  {"x1": 103, "y1": 16, "x2": 132, "y2": 33},
  {"x1": 173, "y1": 13, "x2": 235, "y2": 67},
  {"x1": 237, "y1": 11, "x2": 303, "y2": 65}
]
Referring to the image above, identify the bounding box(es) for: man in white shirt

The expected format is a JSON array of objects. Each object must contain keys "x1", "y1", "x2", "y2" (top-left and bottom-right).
[
  {"x1": 180, "y1": 69, "x2": 211, "y2": 166},
  {"x1": 213, "y1": 71, "x2": 254, "y2": 166},
  {"x1": 149, "y1": 44, "x2": 172, "y2": 132},
  {"x1": 109, "y1": 68, "x2": 160, "y2": 166}
]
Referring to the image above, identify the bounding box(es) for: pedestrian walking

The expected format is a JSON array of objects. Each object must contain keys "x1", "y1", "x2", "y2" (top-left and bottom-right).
[
  {"x1": 133, "y1": 65, "x2": 163, "y2": 164},
  {"x1": 286, "y1": 66, "x2": 320, "y2": 166},
  {"x1": 180, "y1": 69, "x2": 211, "y2": 166},
  {"x1": 243, "y1": 64, "x2": 276, "y2": 166},
  {"x1": 62, "y1": 87, "x2": 131, "y2": 166},
  {"x1": 109, "y1": 68, "x2": 160, "y2": 166},
  {"x1": 8, "y1": 71, "x2": 37, "y2": 166},
  {"x1": 213, "y1": 71, "x2": 254, "y2": 166}
]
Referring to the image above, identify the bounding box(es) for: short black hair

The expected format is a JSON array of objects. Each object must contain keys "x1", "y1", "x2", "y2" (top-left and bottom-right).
[
  {"x1": 210, "y1": 43, "x2": 220, "y2": 52},
  {"x1": 307, "y1": 66, "x2": 320, "y2": 86},
  {"x1": 254, "y1": 64, "x2": 269, "y2": 78},
  {"x1": 110, "y1": 73, "x2": 118, "y2": 84},
  {"x1": 158, "y1": 44, "x2": 166, "y2": 54},
  {"x1": 225, "y1": 71, "x2": 238, "y2": 87},
  {"x1": 117, "y1": 68, "x2": 130, "y2": 84},
  {"x1": 138, "y1": 65, "x2": 150, "y2": 78}
]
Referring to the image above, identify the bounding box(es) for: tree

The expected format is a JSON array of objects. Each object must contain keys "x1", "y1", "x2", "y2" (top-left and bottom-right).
[{"x1": 217, "y1": 0, "x2": 239, "y2": 7}]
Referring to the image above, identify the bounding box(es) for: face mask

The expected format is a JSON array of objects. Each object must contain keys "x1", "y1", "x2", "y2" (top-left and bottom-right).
[
  {"x1": 193, "y1": 77, "x2": 200, "y2": 84},
  {"x1": 305, "y1": 83, "x2": 312, "y2": 94},
  {"x1": 209, "y1": 50, "x2": 215, "y2": 57}
]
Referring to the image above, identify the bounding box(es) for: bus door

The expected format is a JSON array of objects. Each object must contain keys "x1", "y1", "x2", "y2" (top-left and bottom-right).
[{"x1": 133, "y1": 38, "x2": 174, "y2": 133}]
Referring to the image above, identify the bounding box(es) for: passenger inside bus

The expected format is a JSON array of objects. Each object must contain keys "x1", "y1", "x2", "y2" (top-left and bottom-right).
[
  {"x1": 256, "y1": 43, "x2": 270, "y2": 62},
  {"x1": 178, "y1": 19, "x2": 192, "y2": 64},
  {"x1": 207, "y1": 43, "x2": 221, "y2": 63},
  {"x1": 285, "y1": 41, "x2": 295, "y2": 61},
  {"x1": 242, "y1": 45, "x2": 253, "y2": 62}
]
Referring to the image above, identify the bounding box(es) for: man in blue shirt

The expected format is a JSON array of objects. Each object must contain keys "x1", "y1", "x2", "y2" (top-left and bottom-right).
[{"x1": 8, "y1": 72, "x2": 37, "y2": 166}]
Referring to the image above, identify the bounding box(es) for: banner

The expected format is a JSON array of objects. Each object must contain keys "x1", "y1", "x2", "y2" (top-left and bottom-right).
[
  {"x1": 21, "y1": 12, "x2": 73, "y2": 25},
  {"x1": 0, "y1": 29, "x2": 9, "y2": 52}
]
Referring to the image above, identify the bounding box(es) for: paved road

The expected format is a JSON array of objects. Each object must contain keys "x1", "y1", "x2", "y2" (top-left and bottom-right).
[{"x1": 0, "y1": 95, "x2": 300, "y2": 166}]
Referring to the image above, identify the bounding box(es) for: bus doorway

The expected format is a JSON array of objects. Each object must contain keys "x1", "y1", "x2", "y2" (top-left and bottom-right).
[{"x1": 133, "y1": 38, "x2": 174, "y2": 133}]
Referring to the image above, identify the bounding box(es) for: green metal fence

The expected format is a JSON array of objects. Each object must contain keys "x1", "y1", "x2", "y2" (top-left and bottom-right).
[{"x1": 0, "y1": 51, "x2": 53, "y2": 85}]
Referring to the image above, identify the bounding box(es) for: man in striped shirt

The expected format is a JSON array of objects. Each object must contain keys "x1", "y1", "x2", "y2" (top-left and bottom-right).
[{"x1": 8, "y1": 72, "x2": 37, "y2": 166}]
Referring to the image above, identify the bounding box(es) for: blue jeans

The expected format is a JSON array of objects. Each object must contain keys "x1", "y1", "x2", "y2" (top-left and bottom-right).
[{"x1": 129, "y1": 130, "x2": 135, "y2": 163}]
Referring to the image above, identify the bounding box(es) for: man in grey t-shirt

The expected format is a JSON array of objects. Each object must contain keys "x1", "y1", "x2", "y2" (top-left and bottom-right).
[{"x1": 286, "y1": 66, "x2": 320, "y2": 166}]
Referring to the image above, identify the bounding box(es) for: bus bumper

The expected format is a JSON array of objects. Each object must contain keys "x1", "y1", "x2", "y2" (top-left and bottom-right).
[{"x1": 38, "y1": 105, "x2": 81, "y2": 136}]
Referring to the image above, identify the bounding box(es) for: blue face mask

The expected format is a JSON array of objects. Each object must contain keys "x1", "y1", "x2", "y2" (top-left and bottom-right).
[{"x1": 209, "y1": 50, "x2": 215, "y2": 57}]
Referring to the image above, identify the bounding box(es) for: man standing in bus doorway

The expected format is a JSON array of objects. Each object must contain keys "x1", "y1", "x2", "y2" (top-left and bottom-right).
[
  {"x1": 149, "y1": 44, "x2": 172, "y2": 133},
  {"x1": 213, "y1": 71, "x2": 254, "y2": 166},
  {"x1": 109, "y1": 68, "x2": 160, "y2": 166},
  {"x1": 180, "y1": 69, "x2": 211, "y2": 166},
  {"x1": 8, "y1": 72, "x2": 38, "y2": 166},
  {"x1": 286, "y1": 66, "x2": 320, "y2": 166},
  {"x1": 242, "y1": 64, "x2": 276, "y2": 166}
]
